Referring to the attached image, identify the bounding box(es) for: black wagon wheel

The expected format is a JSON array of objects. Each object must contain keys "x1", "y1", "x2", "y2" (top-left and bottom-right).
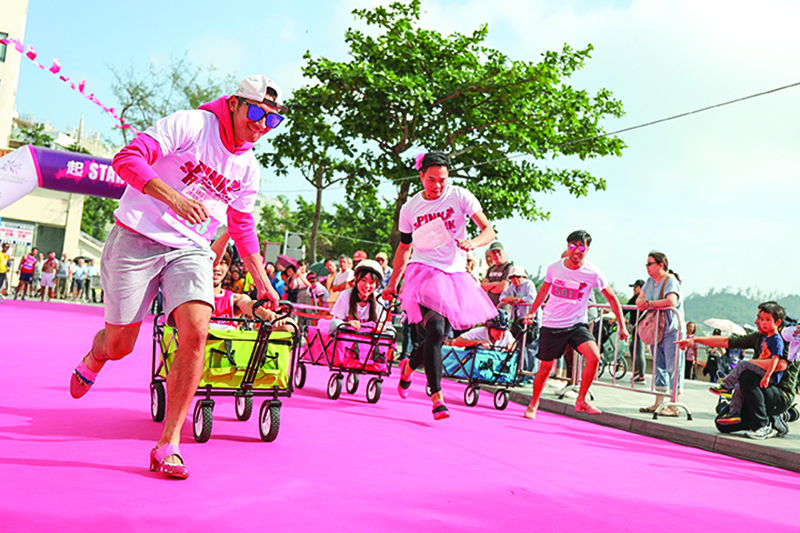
[
  {"x1": 327, "y1": 374, "x2": 343, "y2": 400},
  {"x1": 259, "y1": 401, "x2": 281, "y2": 442},
  {"x1": 294, "y1": 362, "x2": 307, "y2": 389},
  {"x1": 234, "y1": 394, "x2": 253, "y2": 421},
  {"x1": 493, "y1": 389, "x2": 509, "y2": 410},
  {"x1": 346, "y1": 372, "x2": 360, "y2": 394},
  {"x1": 596, "y1": 361, "x2": 606, "y2": 379},
  {"x1": 150, "y1": 381, "x2": 166, "y2": 422},
  {"x1": 193, "y1": 400, "x2": 213, "y2": 443},
  {"x1": 464, "y1": 385, "x2": 479, "y2": 407},
  {"x1": 366, "y1": 378, "x2": 382, "y2": 404}
]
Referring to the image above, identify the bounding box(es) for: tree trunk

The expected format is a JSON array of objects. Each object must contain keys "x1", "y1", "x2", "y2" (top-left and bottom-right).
[
  {"x1": 309, "y1": 168, "x2": 324, "y2": 263},
  {"x1": 389, "y1": 179, "x2": 412, "y2": 253}
]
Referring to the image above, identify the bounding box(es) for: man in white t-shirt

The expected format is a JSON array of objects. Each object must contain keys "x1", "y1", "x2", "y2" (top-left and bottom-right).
[
  {"x1": 68, "y1": 75, "x2": 283, "y2": 479},
  {"x1": 522, "y1": 230, "x2": 628, "y2": 419}
]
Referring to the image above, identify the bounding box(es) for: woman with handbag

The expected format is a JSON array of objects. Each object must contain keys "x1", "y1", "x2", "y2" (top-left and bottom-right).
[{"x1": 637, "y1": 251, "x2": 684, "y2": 416}]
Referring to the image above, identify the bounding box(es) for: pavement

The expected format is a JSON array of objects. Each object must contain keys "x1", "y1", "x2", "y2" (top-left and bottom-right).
[{"x1": 485, "y1": 371, "x2": 800, "y2": 473}]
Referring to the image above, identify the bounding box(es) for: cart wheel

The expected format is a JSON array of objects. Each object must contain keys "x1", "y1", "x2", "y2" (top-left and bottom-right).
[
  {"x1": 366, "y1": 378, "x2": 382, "y2": 404},
  {"x1": 614, "y1": 358, "x2": 628, "y2": 380},
  {"x1": 235, "y1": 394, "x2": 253, "y2": 421},
  {"x1": 493, "y1": 389, "x2": 509, "y2": 410},
  {"x1": 327, "y1": 374, "x2": 342, "y2": 400},
  {"x1": 294, "y1": 362, "x2": 307, "y2": 389},
  {"x1": 193, "y1": 401, "x2": 213, "y2": 443},
  {"x1": 596, "y1": 362, "x2": 606, "y2": 379},
  {"x1": 259, "y1": 401, "x2": 281, "y2": 442},
  {"x1": 150, "y1": 381, "x2": 166, "y2": 422},
  {"x1": 346, "y1": 372, "x2": 360, "y2": 394},
  {"x1": 425, "y1": 383, "x2": 433, "y2": 397},
  {"x1": 464, "y1": 386, "x2": 479, "y2": 407}
]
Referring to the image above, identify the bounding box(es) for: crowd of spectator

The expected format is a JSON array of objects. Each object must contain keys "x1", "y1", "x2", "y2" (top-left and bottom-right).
[{"x1": 0, "y1": 245, "x2": 102, "y2": 303}]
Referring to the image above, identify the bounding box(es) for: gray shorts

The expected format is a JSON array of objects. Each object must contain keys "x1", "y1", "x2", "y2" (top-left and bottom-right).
[{"x1": 101, "y1": 224, "x2": 214, "y2": 326}]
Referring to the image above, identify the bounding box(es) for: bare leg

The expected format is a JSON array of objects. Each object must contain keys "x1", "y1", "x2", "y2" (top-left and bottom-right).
[
  {"x1": 526, "y1": 360, "x2": 554, "y2": 419},
  {"x1": 156, "y1": 301, "x2": 211, "y2": 465},
  {"x1": 575, "y1": 340, "x2": 602, "y2": 413},
  {"x1": 82, "y1": 323, "x2": 142, "y2": 373}
]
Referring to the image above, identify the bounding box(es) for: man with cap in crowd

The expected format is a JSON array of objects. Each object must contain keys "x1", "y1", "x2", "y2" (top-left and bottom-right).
[
  {"x1": 375, "y1": 252, "x2": 393, "y2": 292},
  {"x1": 68, "y1": 74, "x2": 284, "y2": 479},
  {"x1": 353, "y1": 250, "x2": 367, "y2": 268},
  {"x1": 627, "y1": 279, "x2": 647, "y2": 383},
  {"x1": 500, "y1": 265, "x2": 540, "y2": 377},
  {"x1": 481, "y1": 241, "x2": 513, "y2": 307}
]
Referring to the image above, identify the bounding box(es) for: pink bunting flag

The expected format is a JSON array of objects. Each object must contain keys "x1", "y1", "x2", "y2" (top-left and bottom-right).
[{"x1": 5, "y1": 38, "x2": 137, "y2": 134}]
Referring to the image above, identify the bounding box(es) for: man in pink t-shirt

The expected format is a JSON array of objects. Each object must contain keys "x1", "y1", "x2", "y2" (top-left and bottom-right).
[{"x1": 68, "y1": 75, "x2": 284, "y2": 479}]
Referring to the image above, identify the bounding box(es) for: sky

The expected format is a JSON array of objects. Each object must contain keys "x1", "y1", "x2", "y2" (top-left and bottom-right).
[{"x1": 10, "y1": 0, "x2": 800, "y2": 298}]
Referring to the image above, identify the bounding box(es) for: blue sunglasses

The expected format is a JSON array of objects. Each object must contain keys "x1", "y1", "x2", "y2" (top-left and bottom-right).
[{"x1": 239, "y1": 98, "x2": 284, "y2": 129}]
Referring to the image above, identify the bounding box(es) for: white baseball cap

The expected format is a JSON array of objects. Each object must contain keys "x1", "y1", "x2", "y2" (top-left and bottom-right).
[{"x1": 232, "y1": 75, "x2": 286, "y2": 111}]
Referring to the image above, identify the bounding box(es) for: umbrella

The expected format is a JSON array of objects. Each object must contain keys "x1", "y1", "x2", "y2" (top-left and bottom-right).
[
  {"x1": 307, "y1": 260, "x2": 329, "y2": 277},
  {"x1": 276, "y1": 255, "x2": 298, "y2": 270},
  {"x1": 703, "y1": 318, "x2": 746, "y2": 335}
]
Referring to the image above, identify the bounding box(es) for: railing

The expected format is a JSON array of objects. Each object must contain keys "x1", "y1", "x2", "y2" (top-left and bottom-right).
[{"x1": 561, "y1": 304, "x2": 691, "y2": 420}]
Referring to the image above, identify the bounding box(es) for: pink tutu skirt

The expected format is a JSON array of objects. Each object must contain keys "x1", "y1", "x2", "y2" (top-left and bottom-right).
[{"x1": 401, "y1": 262, "x2": 497, "y2": 330}]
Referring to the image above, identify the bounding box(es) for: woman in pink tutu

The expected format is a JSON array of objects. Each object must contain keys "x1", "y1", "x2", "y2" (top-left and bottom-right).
[{"x1": 382, "y1": 151, "x2": 498, "y2": 420}]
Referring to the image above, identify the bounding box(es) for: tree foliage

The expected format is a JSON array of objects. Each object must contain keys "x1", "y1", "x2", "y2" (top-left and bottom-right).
[
  {"x1": 256, "y1": 193, "x2": 393, "y2": 262},
  {"x1": 110, "y1": 56, "x2": 235, "y2": 144},
  {"x1": 14, "y1": 124, "x2": 54, "y2": 148},
  {"x1": 258, "y1": 86, "x2": 365, "y2": 262},
  {"x1": 273, "y1": 0, "x2": 626, "y2": 249}
]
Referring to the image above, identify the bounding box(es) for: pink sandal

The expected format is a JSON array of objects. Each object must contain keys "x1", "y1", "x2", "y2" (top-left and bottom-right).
[
  {"x1": 70, "y1": 359, "x2": 98, "y2": 399},
  {"x1": 432, "y1": 400, "x2": 450, "y2": 421},
  {"x1": 149, "y1": 443, "x2": 189, "y2": 479},
  {"x1": 397, "y1": 359, "x2": 412, "y2": 400}
]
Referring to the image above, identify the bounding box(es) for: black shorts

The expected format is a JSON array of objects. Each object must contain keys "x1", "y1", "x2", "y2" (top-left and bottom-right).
[{"x1": 537, "y1": 323, "x2": 595, "y2": 362}]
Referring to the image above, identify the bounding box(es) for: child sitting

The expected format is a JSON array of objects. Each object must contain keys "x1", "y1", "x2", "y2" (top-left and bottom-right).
[
  {"x1": 676, "y1": 302, "x2": 787, "y2": 425},
  {"x1": 451, "y1": 310, "x2": 515, "y2": 350},
  {"x1": 329, "y1": 260, "x2": 391, "y2": 335}
]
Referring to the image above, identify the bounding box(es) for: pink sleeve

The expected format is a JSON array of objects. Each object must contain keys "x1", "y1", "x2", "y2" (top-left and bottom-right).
[
  {"x1": 227, "y1": 206, "x2": 260, "y2": 257},
  {"x1": 111, "y1": 134, "x2": 163, "y2": 193}
]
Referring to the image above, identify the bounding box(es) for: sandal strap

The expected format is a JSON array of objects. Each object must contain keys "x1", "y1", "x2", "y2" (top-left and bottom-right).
[
  {"x1": 154, "y1": 443, "x2": 184, "y2": 465},
  {"x1": 74, "y1": 361, "x2": 97, "y2": 385},
  {"x1": 432, "y1": 402, "x2": 449, "y2": 414}
]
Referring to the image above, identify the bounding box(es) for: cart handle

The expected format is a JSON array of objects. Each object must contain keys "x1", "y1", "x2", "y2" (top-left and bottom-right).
[{"x1": 252, "y1": 299, "x2": 294, "y2": 323}]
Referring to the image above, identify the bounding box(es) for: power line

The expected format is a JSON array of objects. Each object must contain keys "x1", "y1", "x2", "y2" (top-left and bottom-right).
[{"x1": 264, "y1": 79, "x2": 800, "y2": 194}]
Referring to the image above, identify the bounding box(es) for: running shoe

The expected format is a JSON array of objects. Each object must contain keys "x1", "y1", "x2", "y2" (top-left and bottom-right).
[
  {"x1": 716, "y1": 413, "x2": 742, "y2": 426},
  {"x1": 772, "y1": 413, "x2": 790, "y2": 438},
  {"x1": 709, "y1": 385, "x2": 733, "y2": 397},
  {"x1": 745, "y1": 425, "x2": 777, "y2": 440}
]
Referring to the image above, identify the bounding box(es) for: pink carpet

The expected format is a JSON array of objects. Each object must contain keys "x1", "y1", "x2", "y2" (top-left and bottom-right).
[{"x1": 2, "y1": 299, "x2": 799, "y2": 532}]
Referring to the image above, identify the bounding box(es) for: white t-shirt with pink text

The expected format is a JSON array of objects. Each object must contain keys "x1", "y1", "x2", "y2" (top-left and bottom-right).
[
  {"x1": 398, "y1": 185, "x2": 481, "y2": 273},
  {"x1": 114, "y1": 109, "x2": 260, "y2": 249},
  {"x1": 541, "y1": 259, "x2": 609, "y2": 329}
]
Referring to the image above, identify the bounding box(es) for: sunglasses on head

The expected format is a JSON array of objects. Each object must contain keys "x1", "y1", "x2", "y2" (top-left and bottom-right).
[
  {"x1": 568, "y1": 243, "x2": 587, "y2": 252},
  {"x1": 238, "y1": 98, "x2": 284, "y2": 129}
]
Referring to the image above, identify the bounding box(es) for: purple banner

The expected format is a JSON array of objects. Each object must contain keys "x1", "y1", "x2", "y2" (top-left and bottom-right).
[{"x1": 30, "y1": 146, "x2": 124, "y2": 200}]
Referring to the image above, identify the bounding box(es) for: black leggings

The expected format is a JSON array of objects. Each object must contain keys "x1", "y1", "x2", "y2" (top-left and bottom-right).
[{"x1": 409, "y1": 306, "x2": 452, "y2": 395}]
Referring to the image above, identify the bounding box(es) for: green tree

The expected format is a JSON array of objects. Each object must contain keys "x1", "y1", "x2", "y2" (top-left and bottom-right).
[
  {"x1": 63, "y1": 142, "x2": 119, "y2": 240},
  {"x1": 110, "y1": 56, "x2": 235, "y2": 144},
  {"x1": 259, "y1": 86, "x2": 365, "y2": 263},
  {"x1": 81, "y1": 196, "x2": 118, "y2": 240},
  {"x1": 15, "y1": 124, "x2": 54, "y2": 148},
  {"x1": 280, "y1": 0, "x2": 625, "y2": 249}
]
